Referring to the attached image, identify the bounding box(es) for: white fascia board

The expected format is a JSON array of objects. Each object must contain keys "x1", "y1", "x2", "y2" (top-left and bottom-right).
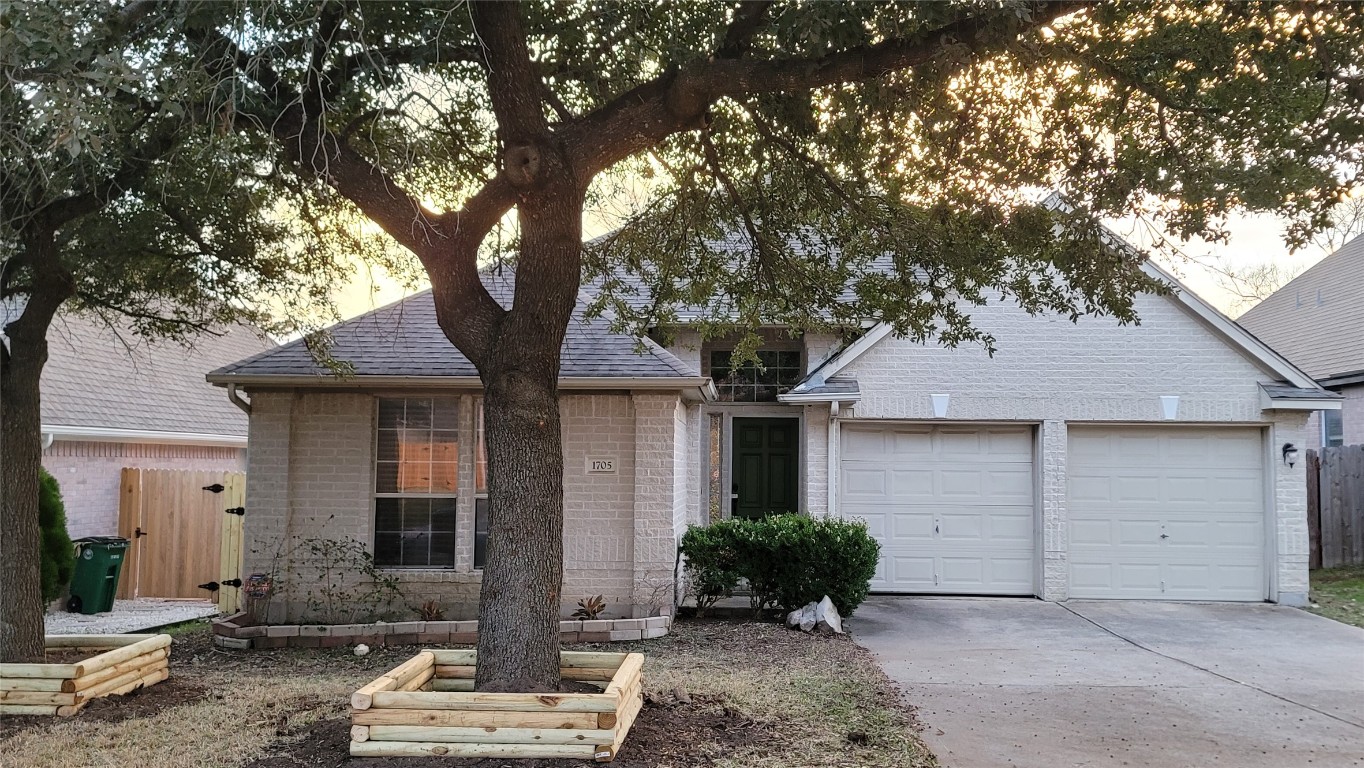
[
  {"x1": 209, "y1": 373, "x2": 714, "y2": 400},
  {"x1": 42, "y1": 424, "x2": 247, "y2": 447},
  {"x1": 776, "y1": 391, "x2": 862, "y2": 404},
  {"x1": 816, "y1": 323, "x2": 894, "y2": 379},
  {"x1": 1142, "y1": 260, "x2": 1320, "y2": 390},
  {"x1": 1258, "y1": 393, "x2": 1343, "y2": 411}
]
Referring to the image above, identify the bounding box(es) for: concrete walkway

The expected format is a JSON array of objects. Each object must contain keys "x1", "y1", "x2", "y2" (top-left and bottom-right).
[
  {"x1": 44, "y1": 598, "x2": 217, "y2": 635},
  {"x1": 851, "y1": 597, "x2": 1364, "y2": 768}
]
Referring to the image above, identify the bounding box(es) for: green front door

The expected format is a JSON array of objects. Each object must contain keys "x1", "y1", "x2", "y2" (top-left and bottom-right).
[{"x1": 731, "y1": 418, "x2": 799, "y2": 519}]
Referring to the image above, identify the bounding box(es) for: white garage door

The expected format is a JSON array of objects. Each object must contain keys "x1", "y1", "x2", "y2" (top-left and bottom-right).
[
  {"x1": 1068, "y1": 426, "x2": 1266, "y2": 601},
  {"x1": 841, "y1": 425, "x2": 1035, "y2": 594}
]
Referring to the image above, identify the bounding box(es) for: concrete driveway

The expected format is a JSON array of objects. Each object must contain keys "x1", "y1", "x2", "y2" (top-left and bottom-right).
[{"x1": 852, "y1": 598, "x2": 1364, "y2": 768}]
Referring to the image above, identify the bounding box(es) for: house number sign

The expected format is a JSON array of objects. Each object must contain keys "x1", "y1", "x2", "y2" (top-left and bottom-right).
[{"x1": 586, "y1": 457, "x2": 617, "y2": 474}]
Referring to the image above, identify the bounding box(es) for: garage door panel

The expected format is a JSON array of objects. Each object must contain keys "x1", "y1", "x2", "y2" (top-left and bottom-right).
[
  {"x1": 844, "y1": 424, "x2": 1036, "y2": 595},
  {"x1": 1067, "y1": 426, "x2": 1265, "y2": 602}
]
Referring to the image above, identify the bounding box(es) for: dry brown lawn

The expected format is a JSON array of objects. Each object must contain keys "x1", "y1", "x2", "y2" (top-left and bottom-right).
[{"x1": 0, "y1": 619, "x2": 935, "y2": 768}]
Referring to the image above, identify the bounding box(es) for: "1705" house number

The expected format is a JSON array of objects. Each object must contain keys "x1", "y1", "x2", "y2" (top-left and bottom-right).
[{"x1": 585, "y1": 457, "x2": 616, "y2": 474}]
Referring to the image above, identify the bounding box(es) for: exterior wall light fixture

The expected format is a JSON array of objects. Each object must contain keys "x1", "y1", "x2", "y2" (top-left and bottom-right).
[{"x1": 1282, "y1": 443, "x2": 1299, "y2": 468}]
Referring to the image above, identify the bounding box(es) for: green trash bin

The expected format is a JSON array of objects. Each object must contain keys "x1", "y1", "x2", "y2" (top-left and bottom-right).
[{"x1": 68, "y1": 536, "x2": 129, "y2": 615}]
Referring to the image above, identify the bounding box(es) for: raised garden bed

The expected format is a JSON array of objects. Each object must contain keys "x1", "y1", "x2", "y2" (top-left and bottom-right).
[
  {"x1": 0, "y1": 634, "x2": 172, "y2": 716},
  {"x1": 213, "y1": 613, "x2": 671, "y2": 649},
  {"x1": 349, "y1": 649, "x2": 644, "y2": 762}
]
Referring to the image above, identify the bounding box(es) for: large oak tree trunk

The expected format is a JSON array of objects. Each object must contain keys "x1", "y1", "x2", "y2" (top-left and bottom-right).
[
  {"x1": 467, "y1": 179, "x2": 585, "y2": 691},
  {"x1": 0, "y1": 260, "x2": 69, "y2": 662}
]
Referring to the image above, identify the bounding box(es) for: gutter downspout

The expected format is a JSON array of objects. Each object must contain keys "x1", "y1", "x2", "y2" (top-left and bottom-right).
[
  {"x1": 227, "y1": 383, "x2": 252, "y2": 415},
  {"x1": 827, "y1": 400, "x2": 839, "y2": 519},
  {"x1": 41, "y1": 432, "x2": 54, "y2": 450}
]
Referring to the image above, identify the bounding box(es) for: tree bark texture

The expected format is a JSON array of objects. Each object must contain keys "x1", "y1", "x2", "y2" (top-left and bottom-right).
[
  {"x1": 470, "y1": 179, "x2": 586, "y2": 692},
  {"x1": 0, "y1": 241, "x2": 71, "y2": 662}
]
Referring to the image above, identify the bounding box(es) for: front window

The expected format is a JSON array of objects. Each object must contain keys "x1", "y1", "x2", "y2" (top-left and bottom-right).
[
  {"x1": 1323, "y1": 409, "x2": 1344, "y2": 447},
  {"x1": 374, "y1": 397, "x2": 459, "y2": 568},
  {"x1": 710, "y1": 350, "x2": 802, "y2": 402}
]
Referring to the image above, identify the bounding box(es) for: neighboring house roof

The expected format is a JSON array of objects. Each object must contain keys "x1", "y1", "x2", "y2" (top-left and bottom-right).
[
  {"x1": 1, "y1": 299, "x2": 275, "y2": 443},
  {"x1": 1236, "y1": 233, "x2": 1364, "y2": 380},
  {"x1": 210, "y1": 269, "x2": 711, "y2": 396}
]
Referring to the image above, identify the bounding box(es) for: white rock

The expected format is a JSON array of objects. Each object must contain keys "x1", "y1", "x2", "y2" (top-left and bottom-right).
[
  {"x1": 799, "y1": 602, "x2": 818, "y2": 632},
  {"x1": 354, "y1": 643, "x2": 371, "y2": 656},
  {"x1": 786, "y1": 608, "x2": 803, "y2": 628},
  {"x1": 814, "y1": 596, "x2": 843, "y2": 634}
]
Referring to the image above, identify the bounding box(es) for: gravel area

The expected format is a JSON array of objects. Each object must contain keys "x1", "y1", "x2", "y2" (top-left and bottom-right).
[{"x1": 44, "y1": 599, "x2": 218, "y2": 635}]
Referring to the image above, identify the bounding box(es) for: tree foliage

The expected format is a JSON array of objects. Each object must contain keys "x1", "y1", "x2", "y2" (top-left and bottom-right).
[{"x1": 37, "y1": 469, "x2": 74, "y2": 605}]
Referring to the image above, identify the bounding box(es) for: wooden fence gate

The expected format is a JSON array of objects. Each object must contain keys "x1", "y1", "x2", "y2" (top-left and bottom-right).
[
  {"x1": 1306, "y1": 445, "x2": 1364, "y2": 569},
  {"x1": 116, "y1": 468, "x2": 246, "y2": 614}
]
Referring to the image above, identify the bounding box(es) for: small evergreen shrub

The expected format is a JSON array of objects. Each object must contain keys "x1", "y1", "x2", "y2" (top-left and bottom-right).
[
  {"x1": 39, "y1": 469, "x2": 75, "y2": 604},
  {"x1": 678, "y1": 521, "x2": 744, "y2": 615},
  {"x1": 679, "y1": 514, "x2": 880, "y2": 617}
]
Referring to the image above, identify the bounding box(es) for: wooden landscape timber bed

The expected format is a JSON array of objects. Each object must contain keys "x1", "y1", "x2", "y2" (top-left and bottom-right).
[
  {"x1": 350, "y1": 650, "x2": 645, "y2": 762},
  {"x1": 0, "y1": 634, "x2": 172, "y2": 716}
]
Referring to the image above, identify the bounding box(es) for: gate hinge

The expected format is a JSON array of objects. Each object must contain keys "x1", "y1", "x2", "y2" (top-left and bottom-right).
[
  {"x1": 225, "y1": 507, "x2": 246, "y2": 516},
  {"x1": 203, "y1": 483, "x2": 226, "y2": 493}
]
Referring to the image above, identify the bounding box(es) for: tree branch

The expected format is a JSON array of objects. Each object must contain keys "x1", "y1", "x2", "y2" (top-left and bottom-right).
[
  {"x1": 470, "y1": 2, "x2": 548, "y2": 144},
  {"x1": 565, "y1": 1, "x2": 1085, "y2": 178},
  {"x1": 716, "y1": 1, "x2": 775, "y2": 59}
]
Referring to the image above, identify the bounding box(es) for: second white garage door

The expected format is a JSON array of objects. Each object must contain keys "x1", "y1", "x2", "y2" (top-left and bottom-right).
[
  {"x1": 1068, "y1": 426, "x2": 1267, "y2": 601},
  {"x1": 841, "y1": 425, "x2": 1035, "y2": 594}
]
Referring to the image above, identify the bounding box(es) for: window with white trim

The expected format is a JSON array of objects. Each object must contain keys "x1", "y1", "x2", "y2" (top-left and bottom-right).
[{"x1": 374, "y1": 397, "x2": 459, "y2": 568}]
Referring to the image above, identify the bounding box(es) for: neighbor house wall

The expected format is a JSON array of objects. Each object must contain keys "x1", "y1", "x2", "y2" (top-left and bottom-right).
[
  {"x1": 241, "y1": 389, "x2": 676, "y2": 623},
  {"x1": 835, "y1": 290, "x2": 1314, "y2": 604},
  {"x1": 42, "y1": 440, "x2": 245, "y2": 539},
  {"x1": 1304, "y1": 382, "x2": 1364, "y2": 450}
]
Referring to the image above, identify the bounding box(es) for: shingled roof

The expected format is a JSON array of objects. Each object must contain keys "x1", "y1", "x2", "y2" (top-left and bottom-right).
[
  {"x1": 1236, "y1": 233, "x2": 1364, "y2": 380},
  {"x1": 2, "y1": 300, "x2": 274, "y2": 438},
  {"x1": 209, "y1": 268, "x2": 700, "y2": 385}
]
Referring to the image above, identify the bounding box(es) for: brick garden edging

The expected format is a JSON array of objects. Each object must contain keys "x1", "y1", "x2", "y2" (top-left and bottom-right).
[{"x1": 211, "y1": 613, "x2": 672, "y2": 650}]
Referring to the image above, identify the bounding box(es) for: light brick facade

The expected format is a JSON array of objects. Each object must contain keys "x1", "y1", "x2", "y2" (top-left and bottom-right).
[
  {"x1": 42, "y1": 440, "x2": 245, "y2": 538},
  {"x1": 241, "y1": 389, "x2": 686, "y2": 623},
  {"x1": 833, "y1": 291, "x2": 1318, "y2": 605}
]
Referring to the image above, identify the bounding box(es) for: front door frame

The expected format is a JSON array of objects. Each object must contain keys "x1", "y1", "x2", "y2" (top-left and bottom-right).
[
  {"x1": 701, "y1": 405, "x2": 805, "y2": 520},
  {"x1": 730, "y1": 416, "x2": 801, "y2": 518}
]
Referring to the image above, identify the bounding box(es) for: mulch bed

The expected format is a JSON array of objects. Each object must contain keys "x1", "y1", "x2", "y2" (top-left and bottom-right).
[
  {"x1": 244, "y1": 691, "x2": 769, "y2": 768},
  {"x1": 0, "y1": 677, "x2": 209, "y2": 741}
]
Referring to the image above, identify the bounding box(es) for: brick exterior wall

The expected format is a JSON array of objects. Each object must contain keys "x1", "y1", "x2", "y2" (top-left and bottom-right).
[
  {"x1": 42, "y1": 440, "x2": 245, "y2": 538},
  {"x1": 834, "y1": 290, "x2": 1318, "y2": 604},
  {"x1": 242, "y1": 389, "x2": 683, "y2": 623}
]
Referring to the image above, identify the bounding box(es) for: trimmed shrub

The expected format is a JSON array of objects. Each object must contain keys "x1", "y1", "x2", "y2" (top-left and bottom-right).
[
  {"x1": 679, "y1": 514, "x2": 881, "y2": 617},
  {"x1": 39, "y1": 469, "x2": 76, "y2": 603},
  {"x1": 678, "y1": 521, "x2": 744, "y2": 615}
]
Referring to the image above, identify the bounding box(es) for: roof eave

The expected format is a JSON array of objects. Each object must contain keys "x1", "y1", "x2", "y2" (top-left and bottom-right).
[
  {"x1": 209, "y1": 373, "x2": 714, "y2": 397},
  {"x1": 41, "y1": 424, "x2": 247, "y2": 447}
]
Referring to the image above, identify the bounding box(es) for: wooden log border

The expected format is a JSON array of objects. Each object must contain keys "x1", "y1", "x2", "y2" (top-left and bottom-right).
[
  {"x1": 0, "y1": 634, "x2": 172, "y2": 716},
  {"x1": 350, "y1": 650, "x2": 645, "y2": 763}
]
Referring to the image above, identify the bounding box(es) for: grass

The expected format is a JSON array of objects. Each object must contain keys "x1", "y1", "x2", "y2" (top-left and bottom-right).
[
  {"x1": 0, "y1": 619, "x2": 935, "y2": 768},
  {"x1": 1307, "y1": 565, "x2": 1364, "y2": 629}
]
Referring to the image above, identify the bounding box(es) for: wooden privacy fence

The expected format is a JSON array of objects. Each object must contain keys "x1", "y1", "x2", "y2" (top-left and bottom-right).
[
  {"x1": 1306, "y1": 445, "x2": 1364, "y2": 569},
  {"x1": 116, "y1": 468, "x2": 245, "y2": 614}
]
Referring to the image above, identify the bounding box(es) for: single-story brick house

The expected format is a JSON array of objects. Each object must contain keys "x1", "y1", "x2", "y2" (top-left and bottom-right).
[{"x1": 210, "y1": 259, "x2": 1340, "y2": 622}]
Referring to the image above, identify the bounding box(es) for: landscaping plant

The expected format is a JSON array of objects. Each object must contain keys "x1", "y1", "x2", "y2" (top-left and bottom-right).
[
  {"x1": 37, "y1": 469, "x2": 74, "y2": 605},
  {"x1": 681, "y1": 515, "x2": 881, "y2": 617}
]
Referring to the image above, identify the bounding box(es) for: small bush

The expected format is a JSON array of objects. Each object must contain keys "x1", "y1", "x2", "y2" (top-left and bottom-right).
[
  {"x1": 678, "y1": 522, "x2": 744, "y2": 615},
  {"x1": 39, "y1": 469, "x2": 75, "y2": 604},
  {"x1": 679, "y1": 514, "x2": 880, "y2": 617}
]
